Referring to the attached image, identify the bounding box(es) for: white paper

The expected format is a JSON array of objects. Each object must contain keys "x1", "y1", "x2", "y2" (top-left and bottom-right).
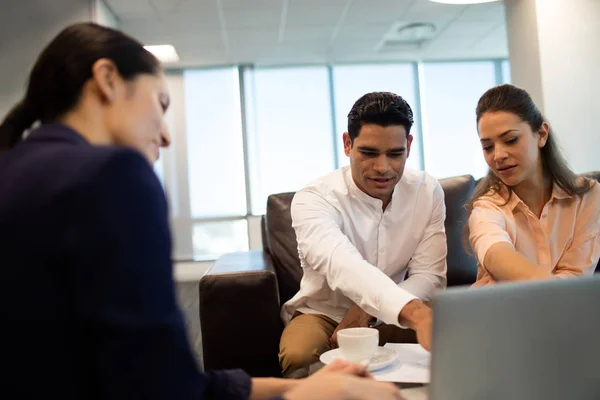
[{"x1": 372, "y1": 343, "x2": 431, "y2": 383}]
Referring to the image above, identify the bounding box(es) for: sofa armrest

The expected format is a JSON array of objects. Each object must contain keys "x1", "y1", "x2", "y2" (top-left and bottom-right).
[{"x1": 199, "y1": 250, "x2": 283, "y2": 377}]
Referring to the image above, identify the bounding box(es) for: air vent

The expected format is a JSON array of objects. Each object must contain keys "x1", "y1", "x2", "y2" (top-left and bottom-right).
[
  {"x1": 376, "y1": 40, "x2": 422, "y2": 53},
  {"x1": 376, "y1": 22, "x2": 437, "y2": 53}
]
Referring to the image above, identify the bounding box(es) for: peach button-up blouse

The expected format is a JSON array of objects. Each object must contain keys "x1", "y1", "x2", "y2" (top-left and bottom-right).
[{"x1": 469, "y1": 180, "x2": 600, "y2": 281}]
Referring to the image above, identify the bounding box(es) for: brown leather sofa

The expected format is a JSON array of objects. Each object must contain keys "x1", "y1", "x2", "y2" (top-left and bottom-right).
[{"x1": 199, "y1": 172, "x2": 600, "y2": 377}]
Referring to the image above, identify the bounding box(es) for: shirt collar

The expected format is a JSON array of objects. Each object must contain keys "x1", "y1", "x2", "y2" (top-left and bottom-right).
[
  {"x1": 551, "y1": 183, "x2": 572, "y2": 200},
  {"x1": 499, "y1": 181, "x2": 573, "y2": 211},
  {"x1": 344, "y1": 166, "x2": 402, "y2": 209},
  {"x1": 25, "y1": 124, "x2": 90, "y2": 146}
]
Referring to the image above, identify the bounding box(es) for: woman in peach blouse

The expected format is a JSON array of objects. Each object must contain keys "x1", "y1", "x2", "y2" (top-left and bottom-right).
[{"x1": 466, "y1": 84, "x2": 600, "y2": 286}]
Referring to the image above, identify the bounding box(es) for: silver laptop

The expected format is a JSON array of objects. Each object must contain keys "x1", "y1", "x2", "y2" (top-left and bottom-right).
[{"x1": 429, "y1": 276, "x2": 600, "y2": 400}]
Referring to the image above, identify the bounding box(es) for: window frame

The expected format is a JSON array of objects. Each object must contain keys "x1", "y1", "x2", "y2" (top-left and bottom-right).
[{"x1": 162, "y1": 60, "x2": 509, "y2": 262}]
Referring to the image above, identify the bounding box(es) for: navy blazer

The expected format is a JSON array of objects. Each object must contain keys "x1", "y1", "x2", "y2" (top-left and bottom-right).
[{"x1": 0, "y1": 125, "x2": 257, "y2": 399}]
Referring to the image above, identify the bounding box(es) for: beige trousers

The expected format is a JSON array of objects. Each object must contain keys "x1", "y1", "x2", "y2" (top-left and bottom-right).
[{"x1": 278, "y1": 312, "x2": 417, "y2": 378}]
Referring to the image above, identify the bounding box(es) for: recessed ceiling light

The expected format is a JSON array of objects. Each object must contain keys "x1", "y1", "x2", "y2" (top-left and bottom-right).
[
  {"x1": 144, "y1": 45, "x2": 180, "y2": 63},
  {"x1": 429, "y1": 0, "x2": 499, "y2": 4}
]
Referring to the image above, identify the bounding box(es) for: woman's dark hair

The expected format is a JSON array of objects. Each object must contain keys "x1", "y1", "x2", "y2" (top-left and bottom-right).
[
  {"x1": 464, "y1": 84, "x2": 592, "y2": 249},
  {"x1": 0, "y1": 23, "x2": 160, "y2": 150},
  {"x1": 347, "y1": 92, "x2": 414, "y2": 142}
]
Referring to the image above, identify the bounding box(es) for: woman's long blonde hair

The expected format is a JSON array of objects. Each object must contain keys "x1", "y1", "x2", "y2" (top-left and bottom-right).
[{"x1": 464, "y1": 84, "x2": 592, "y2": 250}]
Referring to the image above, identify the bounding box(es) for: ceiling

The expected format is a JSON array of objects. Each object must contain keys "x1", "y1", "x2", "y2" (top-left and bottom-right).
[{"x1": 106, "y1": 0, "x2": 508, "y2": 68}]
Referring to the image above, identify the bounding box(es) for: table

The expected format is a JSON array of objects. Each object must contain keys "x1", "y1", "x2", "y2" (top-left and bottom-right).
[{"x1": 399, "y1": 385, "x2": 428, "y2": 400}]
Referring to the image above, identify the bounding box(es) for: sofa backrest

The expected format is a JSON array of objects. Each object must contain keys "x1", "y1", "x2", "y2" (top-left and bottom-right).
[
  {"x1": 263, "y1": 174, "x2": 480, "y2": 304},
  {"x1": 438, "y1": 175, "x2": 478, "y2": 286},
  {"x1": 264, "y1": 193, "x2": 302, "y2": 305},
  {"x1": 263, "y1": 171, "x2": 600, "y2": 304}
]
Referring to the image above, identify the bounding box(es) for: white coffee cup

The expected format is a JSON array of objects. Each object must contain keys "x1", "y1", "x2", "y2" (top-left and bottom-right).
[{"x1": 337, "y1": 327, "x2": 379, "y2": 363}]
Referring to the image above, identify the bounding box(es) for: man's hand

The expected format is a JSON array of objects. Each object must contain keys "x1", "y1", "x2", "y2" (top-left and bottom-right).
[
  {"x1": 331, "y1": 304, "x2": 374, "y2": 348},
  {"x1": 398, "y1": 300, "x2": 432, "y2": 351}
]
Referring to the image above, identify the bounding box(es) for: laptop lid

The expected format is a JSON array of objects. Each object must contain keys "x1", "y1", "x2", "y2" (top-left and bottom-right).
[{"x1": 429, "y1": 276, "x2": 600, "y2": 400}]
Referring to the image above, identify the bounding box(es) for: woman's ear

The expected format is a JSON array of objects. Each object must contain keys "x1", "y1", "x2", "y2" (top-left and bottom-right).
[
  {"x1": 90, "y1": 58, "x2": 120, "y2": 104},
  {"x1": 538, "y1": 122, "x2": 550, "y2": 148}
]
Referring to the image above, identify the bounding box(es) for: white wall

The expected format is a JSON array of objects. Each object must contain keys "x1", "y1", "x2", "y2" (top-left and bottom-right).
[
  {"x1": 535, "y1": 0, "x2": 600, "y2": 173},
  {"x1": 504, "y1": 0, "x2": 545, "y2": 108},
  {"x1": 0, "y1": 0, "x2": 94, "y2": 118},
  {"x1": 505, "y1": 0, "x2": 600, "y2": 173}
]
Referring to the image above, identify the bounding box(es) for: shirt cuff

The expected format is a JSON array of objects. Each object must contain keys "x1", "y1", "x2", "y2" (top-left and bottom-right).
[{"x1": 379, "y1": 288, "x2": 418, "y2": 329}]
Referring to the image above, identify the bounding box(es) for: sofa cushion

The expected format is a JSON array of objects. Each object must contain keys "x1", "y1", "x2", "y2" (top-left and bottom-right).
[{"x1": 439, "y1": 175, "x2": 478, "y2": 286}]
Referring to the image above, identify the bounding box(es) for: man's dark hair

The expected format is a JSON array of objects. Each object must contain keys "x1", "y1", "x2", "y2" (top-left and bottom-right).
[{"x1": 347, "y1": 92, "x2": 414, "y2": 142}]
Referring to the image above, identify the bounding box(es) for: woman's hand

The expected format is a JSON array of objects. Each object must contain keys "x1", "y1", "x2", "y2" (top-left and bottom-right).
[
  {"x1": 471, "y1": 275, "x2": 497, "y2": 287},
  {"x1": 319, "y1": 358, "x2": 372, "y2": 377},
  {"x1": 283, "y1": 360, "x2": 404, "y2": 400}
]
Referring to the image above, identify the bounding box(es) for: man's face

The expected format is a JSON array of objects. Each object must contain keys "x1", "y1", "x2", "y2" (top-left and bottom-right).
[{"x1": 344, "y1": 123, "x2": 412, "y2": 207}]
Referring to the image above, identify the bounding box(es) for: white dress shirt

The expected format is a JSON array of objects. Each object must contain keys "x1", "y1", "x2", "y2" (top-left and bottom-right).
[{"x1": 281, "y1": 167, "x2": 447, "y2": 327}]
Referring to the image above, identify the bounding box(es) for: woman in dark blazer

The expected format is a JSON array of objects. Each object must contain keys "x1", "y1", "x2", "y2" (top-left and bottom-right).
[{"x1": 0, "y1": 23, "x2": 401, "y2": 400}]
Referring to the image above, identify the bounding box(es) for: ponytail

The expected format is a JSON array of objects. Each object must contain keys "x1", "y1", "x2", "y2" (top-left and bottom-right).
[
  {"x1": 0, "y1": 100, "x2": 37, "y2": 150},
  {"x1": 0, "y1": 23, "x2": 159, "y2": 153}
]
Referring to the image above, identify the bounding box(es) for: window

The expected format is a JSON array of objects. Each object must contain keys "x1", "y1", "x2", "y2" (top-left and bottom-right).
[
  {"x1": 154, "y1": 159, "x2": 164, "y2": 184},
  {"x1": 163, "y1": 60, "x2": 509, "y2": 261},
  {"x1": 420, "y1": 62, "x2": 496, "y2": 179},
  {"x1": 184, "y1": 68, "x2": 247, "y2": 218},
  {"x1": 244, "y1": 67, "x2": 336, "y2": 215},
  {"x1": 176, "y1": 68, "x2": 249, "y2": 260},
  {"x1": 192, "y1": 220, "x2": 249, "y2": 260},
  {"x1": 332, "y1": 64, "x2": 422, "y2": 170},
  {"x1": 502, "y1": 60, "x2": 511, "y2": 83}
]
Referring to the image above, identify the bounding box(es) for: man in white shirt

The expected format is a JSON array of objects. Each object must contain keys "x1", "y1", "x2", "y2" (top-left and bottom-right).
[{"x1": 279, "y1": 92, "x2": 447, "y2": 378}]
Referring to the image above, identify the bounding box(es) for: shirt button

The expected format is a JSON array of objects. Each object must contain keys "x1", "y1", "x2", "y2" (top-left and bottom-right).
[
  {"x1": 380, "y1": 249, "x2": 385, "y2": 253},
  {"x1": 542, "y1": 214, "x2": 547, "y2": 219}
]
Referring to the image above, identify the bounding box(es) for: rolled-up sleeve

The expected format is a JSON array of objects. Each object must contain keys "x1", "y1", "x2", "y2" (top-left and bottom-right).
[
  {"x1": 292, "y1": 189, "x2": 417, "y2": 327},
  {"x1": 468, "y1": 200, "x2": 513, "y2": 272},
  {"x1": 400, "y1": 182, "x2": 447, "y2": 300}
]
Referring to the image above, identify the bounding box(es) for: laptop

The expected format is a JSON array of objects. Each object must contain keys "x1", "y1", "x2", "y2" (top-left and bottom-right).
[{"x1": 429, "y1": 276, "x2": 600, "y2": 400}]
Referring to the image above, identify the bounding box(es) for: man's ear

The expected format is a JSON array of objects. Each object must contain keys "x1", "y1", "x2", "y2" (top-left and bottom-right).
[
  {"x1": 343, "y1": 132, "x2": 352, "y2": 157},
  {"x1": 90, "y1": 58, "x2": 120, "y2": 105},
  {"x1": 406, "y1": 134, "x2": 413, "y2": 158}
]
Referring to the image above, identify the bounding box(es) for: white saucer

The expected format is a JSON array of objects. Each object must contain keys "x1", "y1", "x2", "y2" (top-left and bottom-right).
[{"x1": 320, "y1": 346, "x2": 398, "y2": 371}]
